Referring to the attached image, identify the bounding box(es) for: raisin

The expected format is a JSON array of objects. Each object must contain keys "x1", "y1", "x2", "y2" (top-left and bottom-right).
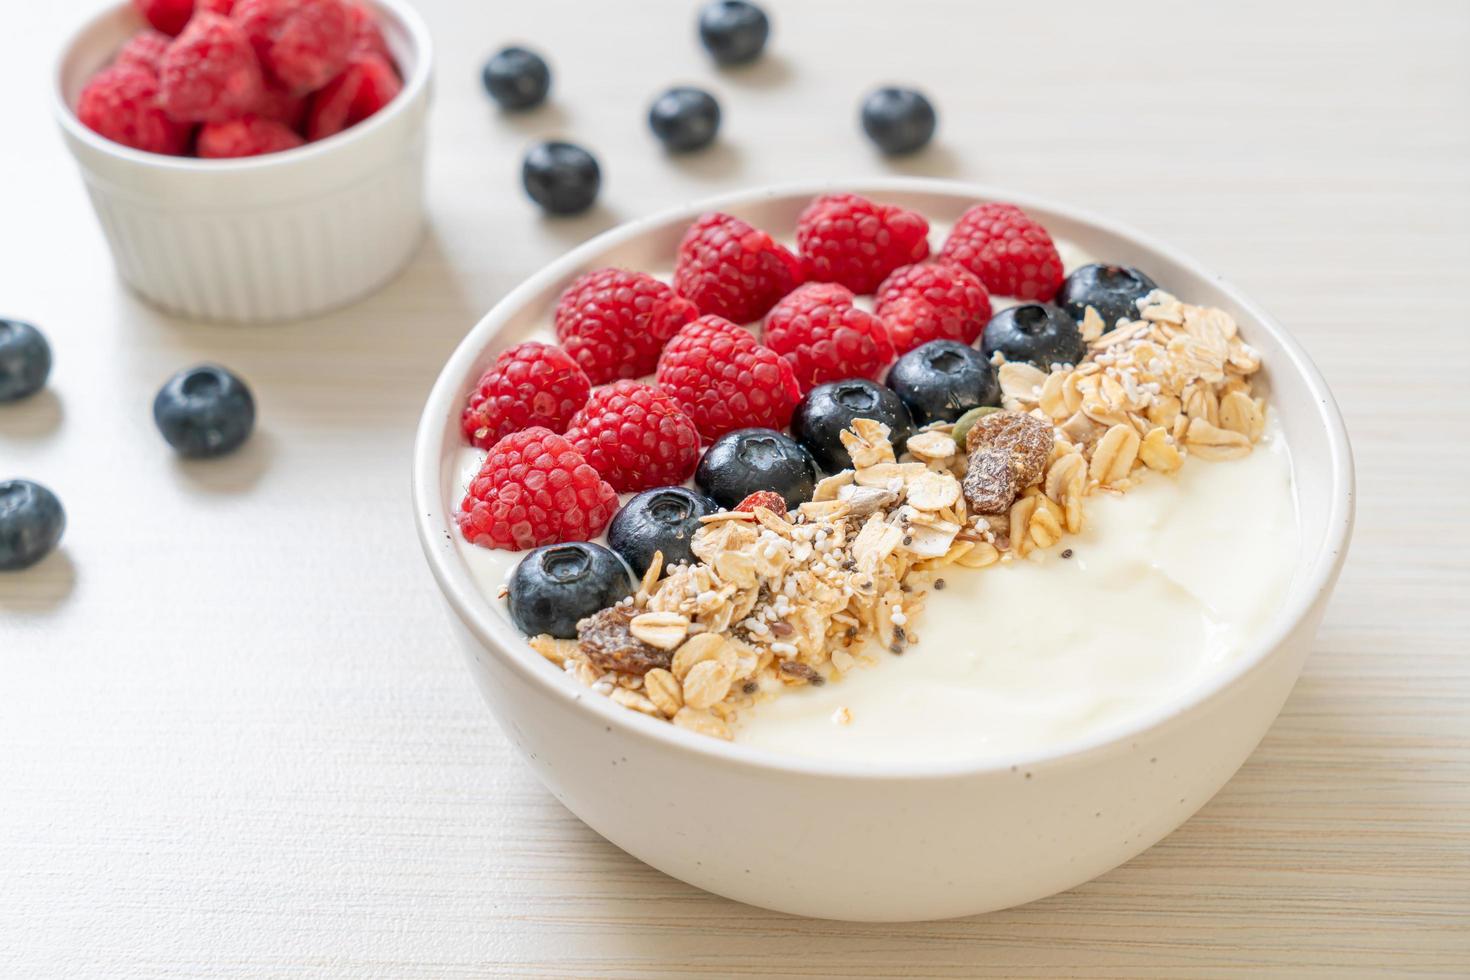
[
  {"x1": 965, "y1": 410, "x2": 1053, "y2": 469},
  {"x1": 963, "y1": 448, "x2": 1019, "y2": 514},
  {"x1": 962, "y1": 411, "x2": 1053, "y2": 514},
  {"x1": 577, "y1": 604, "x2": 671, "y2": 676}
]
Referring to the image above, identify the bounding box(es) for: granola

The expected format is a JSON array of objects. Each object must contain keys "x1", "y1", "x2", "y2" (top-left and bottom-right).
[{"x1": 529, "y1": 290, "x2": 1268, "y2": 739}]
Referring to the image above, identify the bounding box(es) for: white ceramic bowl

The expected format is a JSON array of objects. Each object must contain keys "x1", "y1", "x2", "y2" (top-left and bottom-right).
[
  {"x1": 53, "y1": 0, "x2": 432, "y2": 323},
  {"x1": 412, "y1": 179, "x2": 1355, "y2": 921}
]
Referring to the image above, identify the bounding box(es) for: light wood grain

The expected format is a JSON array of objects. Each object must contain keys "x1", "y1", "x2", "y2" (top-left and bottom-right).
[{"x1": 3, "y1": 0, "x2": 1468, "y2": 976}]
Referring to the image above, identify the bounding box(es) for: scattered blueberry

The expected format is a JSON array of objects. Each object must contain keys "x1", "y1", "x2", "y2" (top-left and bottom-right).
[
  {"x1": 152, "y1": 364, "x2": 256, "y2": 458},
  {"x1": 522, "y1": 141, "x2": 601, "y2": 216},
  {"x1": 0, "y1": 319, "x2": 51, "y2": 403},
  {"x1": 696, "y1": 428, "x2": 818, "y2": 510},
  {"x1": 698, "y1": 0, "x2": 770, "y2": 66},
  {"x1": 860, "y1": 86, "x2": 937, "y2": 155},
  {"x1": 0, "y1": 479, "x2": 65, "y2": 571},
  {"x1": 608, "y1": 486, "x2": 719, "y2": 577},
  {"x1": 648, "y1": 86, "x2": 721, "y2": 152},
  {"x1": 1056, "y1": 263, "x2": 1159, "y2": 331},
  {"x1": 508, "y1": 541, "x2": 633, "y2": 638},
  {"x1": 481, "y1": 46, "x2": 551, "y2": 111},
  {"x1": 885, "y1": 340, "x2": 999, "y2": 425},
  {"x1": 981, "y1": 303, "x2": 1086, "y2": 370},
  {"x1": 791, "y1": 379, "x2": 914, "y2": 473}
]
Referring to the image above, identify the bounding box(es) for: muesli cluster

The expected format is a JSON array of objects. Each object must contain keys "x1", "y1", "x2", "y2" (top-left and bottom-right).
[
  {"x1": 528, "y1": 289, "x2": 1266, "y2": 739},
  {"x1": 530, "y1": 419, "x2": 966, "y2": 740},
  {"x1": 983, "y1": 289, "x2": 1267, "y2": 559}
]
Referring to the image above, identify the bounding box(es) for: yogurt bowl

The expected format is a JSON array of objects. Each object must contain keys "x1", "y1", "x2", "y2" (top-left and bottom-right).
[{"x1": 412, "y1": 179, "x2": 1354, "y2": 921}]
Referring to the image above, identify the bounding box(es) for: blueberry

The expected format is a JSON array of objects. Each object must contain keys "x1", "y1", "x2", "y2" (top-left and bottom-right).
[
  {"x1": 860, "y1": 86, "x2": 937, "y2": 155},
  {"x1": 608, "y1": 486, "x2": 719, "y2": 577},
  {"x1": 522, "y1": 141, "x2": 600, "y2": 216},
  {"x1": 0, "y1": 480, "x2": 65, "y2": 571},
  {"x1": 1056, "y1": 263, "x2": 1159, "y2": 330},
  {"x1": 885, "y1": 340, "x2": 999, "y2": 425},
  {"x1": 698, "y1": 0, "x2": 770, "y2": 65},
  {"x1": 0, "y1": 319, "x2": 51, "y2": 403},
  {"x1": 695, "y1": 428, "x2": 818, "y2": 510},
  {"x1": 981, "y1": 303, "x2": 1086, "y2": 370},
  {"x1": 481, "y1": 46, "x2": 551, "y2": 110},
  {"x1": 791, "y1": 379, "x2": 914, "y2": 473},
  {"x1": 152, "y1": 364, "x2": 255, "y2": 458},
  {"x1": 508, "y1": 542, "x2": 633, "y2": 639},
  {"x1": 648, "y1": 86, "x2": 721, "y2": 152}
]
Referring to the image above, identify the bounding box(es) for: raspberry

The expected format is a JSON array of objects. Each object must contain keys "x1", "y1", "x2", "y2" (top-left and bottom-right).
[
  {"x1": 938, "y1": 202, "x2": 1064, "y2": 301},
  {"x1": 198, "y1": 0, "x2": 236, "y2": 12},
  {"x1": 733, "y1": 490, "x2": 786, "y2": 517},
  {"x1": 133, "y1": 0, "x2": 195, "y2": 36},
  {"x1": 304, "y1": 53, "x2": 400, "y2": 140},
  {"x1": 762, "y1": 282, "x2": 895, "y2": 392},
  {"x1": 77, "y1": 66, "x2": 192, "y2": 155},
  {"x1": 235, "y1": 0, "x2": 352, "y2": 94},
  {"x1": 566, "y1": 381, "x2": 701, "y2": 493},
  {"x1": 460, "y1": 341, "x2": 591, "y2": 450},
  {"x1": 795, "y1": 193, "x2": 931, "y2": 294},
  {"x1": 347, "y1": 1, "x2": 391, "y2": 60},
  {"x1": 458, "y1": 428, "x2": 619, "y2": 551},
  {"x1": 552, "y1": 268, "x2": 698, "y2": 384},
  {"x1": 655, "y1": 315, "x2": 801, "y2": 439},
  {"x1": 196, "y1": 114, "x2": 304, "y2": 157},
  {"x1": 158, "y1": 13, "x2": 265, "y2": 123},
  {"x1": 673, "y1": 212, "x2": 804, "y2": 324},
  {"x1": 115, "y1": 29, "x2": 172, "y2": 74},
  {"x1": 874, "y1": 262, "x2": 993, "y2": 354},
  {"x1": 253, "y1": 80, "x2": 307, "y2": 128}
]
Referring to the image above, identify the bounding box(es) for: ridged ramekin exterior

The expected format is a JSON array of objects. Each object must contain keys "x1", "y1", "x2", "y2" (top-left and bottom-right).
[
  {"x1": 54, "y1": 0, "x2": 432, "y2": 324},
  {"x1": 77, "y1": 143, "x2": 425, "y2": 322}
]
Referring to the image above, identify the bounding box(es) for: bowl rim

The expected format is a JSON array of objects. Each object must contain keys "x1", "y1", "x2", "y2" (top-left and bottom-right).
[
  {"x1": 51, "y1": 0, "x2": 433, "y2": 172},
  {"x1": 412, "y1": 177, "x2": 1356, "y2": 781}
]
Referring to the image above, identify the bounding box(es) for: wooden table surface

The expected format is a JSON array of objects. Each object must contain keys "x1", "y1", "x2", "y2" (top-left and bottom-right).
[{"x1": 4, "y1": 0, "x2": 1468, "y2": 976}]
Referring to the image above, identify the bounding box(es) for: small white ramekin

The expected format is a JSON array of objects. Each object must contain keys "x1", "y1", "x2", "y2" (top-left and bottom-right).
[
  {"x1": 53, "y1": 0, "x2": 432, "y2": 323},
  {"x1": 413, "y1": 179, "x2": 1356, "y2": 921}
]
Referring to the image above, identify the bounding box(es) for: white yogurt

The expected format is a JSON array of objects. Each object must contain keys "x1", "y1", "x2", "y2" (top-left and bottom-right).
[{"x1": 735, "y1": 420, "x2": 1298, "y2": 763}]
